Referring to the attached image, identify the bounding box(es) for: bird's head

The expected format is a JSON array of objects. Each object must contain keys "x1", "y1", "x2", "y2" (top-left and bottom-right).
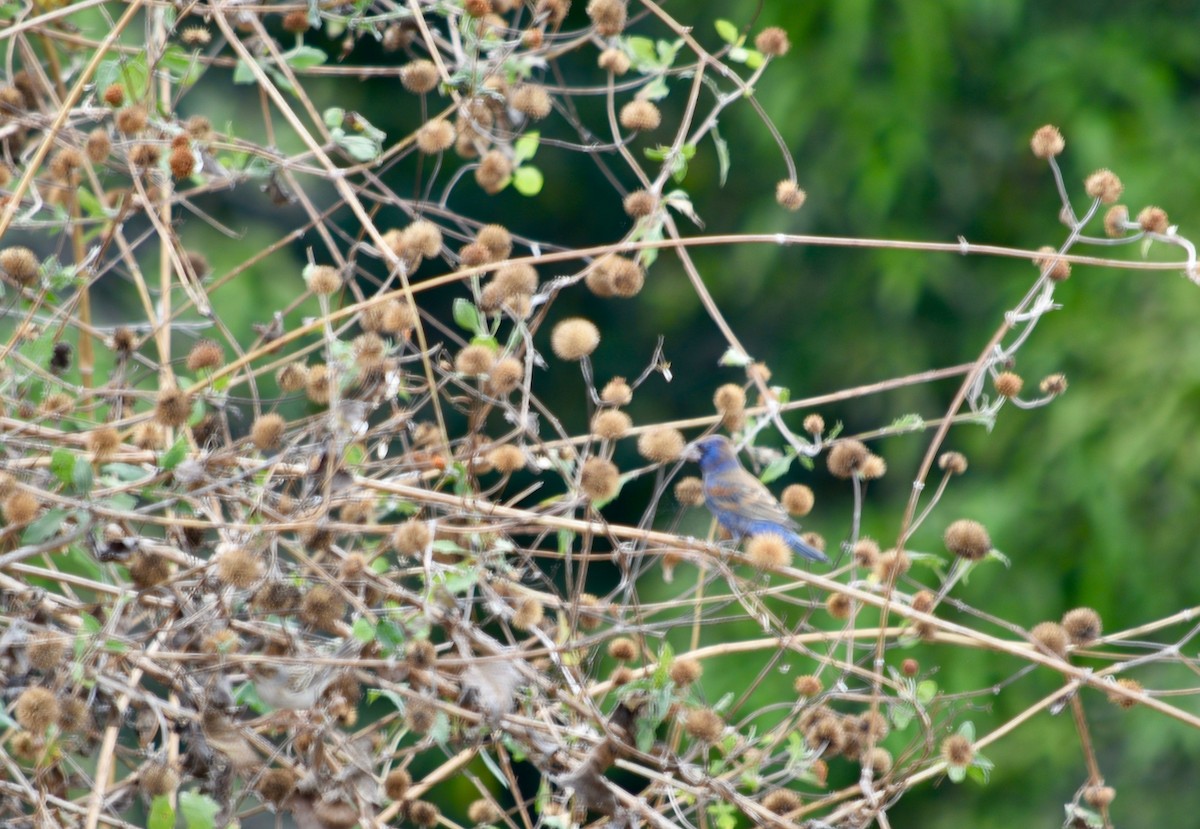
[{"x1": 683, "y1": 434, "x2": 737, "y2": 471}]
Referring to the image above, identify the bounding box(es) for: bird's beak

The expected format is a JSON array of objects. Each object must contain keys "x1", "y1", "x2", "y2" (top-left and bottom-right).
[{"x1": 681, "y1": 442, "x2": 701, "y2": 463}]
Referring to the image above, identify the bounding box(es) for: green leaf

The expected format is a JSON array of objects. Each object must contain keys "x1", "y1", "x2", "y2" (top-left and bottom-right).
[
  {"x1": 324, "y1": 107, "x2": 346, "y2": 128},
  {"x1": 333, "y1": 132, "x2": 380, "y2": 162},
  {"x1": 714, "y1": 19, "x2": 740, "y2": 44},
  {"x1": 916, "y1": 679, "x2": 938, "y2": 704},
  {"x1": 148, "y1": 795, "x2": 175, "y2": 829},
  {"x1": 50, "y1": 448, "x2": 77, "y2": 486},
  {"x1": 22, "y1": 509, "x2": 68, "y2": 545},
  {"x1": 947, "y1": 764, "x2": 966, "y2": 783},
  {"x1": 232, "y1": 58, "x2": 257, "y2": 84},
  {"x1": 282, "y1": 45, "x2": 327, "y2": 69},
  {"x1": 513, "y1": 131, "x2": 540, "y2": 164},
  {"x1": 179, "y1": 790, "x2": 220, "y2": 829},
  {"x1": 711, "y1": 126, "x2": 730, "y2": 186},
  {"x1": 72, "y1": 457, "x2": 94, "y2": 494},
  {"x1": 511, "y1": 165, "x2": 544, "y2": 196},
  {"x1": 453, "y1": 298, "x2": 485, "y2": 335},
  {"x1": 743, "y1": 49, "x2": 764, "y2": 69},
  {"x1": 351, "y1": 617, "x2": 376, "y2": 643},
  {"x1": 759, "y1": 453, "x2": 795, "y2": 485},
  {"x1": 641, "y1": 75, "x2": 670, "y2": 101},
  {"x1": 159, "y1": 44, "x2": 205, "y2": 86},
  {"x1": 718, "y1": 347, "x2": 752, "y2": 367},
  {"x1": 159, "y1": 436, "x2": 189, "y2": 471},
  {"x1": 624, "y1": 36, "x2": 658, "y2": 68}
]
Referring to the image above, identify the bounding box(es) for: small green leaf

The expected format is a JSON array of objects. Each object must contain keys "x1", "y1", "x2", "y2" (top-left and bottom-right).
[
  {"x1": 351, "y1": 617, "x2": 376, "y2": 643},
  {"x1": 179, "y1": 790, "x2": 220, "y2": 829},
  {"x1": 916, "y1": 679, "x2": 938, "y2": 704},
  {"x1": 714, "y1": 19, "x2": 740, "y2": 44},
  {"x1": 511, "y1": 165, "x2": 543, "y2": 196},
  {"x1": 759, "y1": 453, "x2": 795, "y2": 485},
  {"x1": 333, "y1": 132, "x2": 380, "y2": 162},
  {"x1": 159, "y1": 44, "x2": 205, "y2": 86},
  {"x1": 22, "y1": 509, "x2": 68, "y2": 545},
  {"x1": 513, "y1": 131, "x2": 540, "y2": 164},
  {"x1": 50, "y1": 448, "x2": 77, "y2": 486},
  {"x1": 72, "y1": 457, "x2": 94, "y2": 494},
  {"x1": 282, "y1": 45, "x2": 328, "y2": 69},
  {"x1": 718, "y1": 347, "x2": 752, "y2": 367},
  {"x1": 947, "y1": 764, "x2": 966, "y2": 783},
  {"x1": 453, "y1": 298, "x2": 484, "y2": 335},
  {"x1": 641, "y1": 75, "x2": 670, "y2": 101},
  {"x1": 624, "y1": 36, "x2": 658, "y2": 68},
  {"x1": 324, "y1": 107, "x2": 346, "y2": 128},
  {"x1": 233, "y1": 58, "x2": 257, "y2": 84},
  {"x1": 160, "y1": 436, "x2": 189, "y2": 471},
  {"x1": 743, "y1": 49, "x2": 764, "y2": 69},
  {"x1": 711, "y1": 126, "x2": 730, "y2": 186},
  {"x1": 148, "y1": 795, "x2": 175, "y2": 829}
]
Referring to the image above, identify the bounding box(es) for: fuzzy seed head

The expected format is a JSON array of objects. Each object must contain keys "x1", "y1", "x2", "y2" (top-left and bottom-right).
[
  {"x1": 994, "y1": 371, "x2": 1023, "y2": 398},
  {"x1": 747, "y1": 533, "x2": 791, "y2": 570},
  {"x1": 669, "y1": 657, "x2": 702, "y2": 686},
  {"x1": 1103, "y1": 204, "x2": 1129, "y2": 238},
  {"x1": 405, "y1": 220, "x2": 443, "y2": 258},
  {"x1": 169, "y1": 144, "x2": 195, "y2": 178},
  {"x1": 1040, "y1": 373, "x2": 1068, "y2": 395},
  {"x1": 400, "y1": 60, "x2": 439, "y2": 93},
  {"x1": 305, "y1": 364, "x2": 331, "y2": 405},
  {"x1": 901, "y1": 657, "x2": 919, "y2": 676},
  {"x1": 494, "y1": 262, "x2": 538, "y2": 297},
  {"x1": 1031, "y1": 621, "x2": 1069, "y2": 657},
  {"x1": 383, "y1": 768, "x2": 411, "y2": 800},
  {"x1": 257, "y1": 768, "x2": 299, "y2": 806},
  {"x1": 674, "y1": 476, "x2": 704, "y2": 506},
  {"x1": 15, "y1": 687, "x2": 59, "y2": 732},
  {"x1": 762, "y1": 790, "x2": 801, "y2": 815},
  {"x1": 87, "y1": 426, "x2": 121, "y2": 458},
  {"x1": 776, "y1": 179, "x2": 807, "y2": 210},
  {"x1": 409, "y1": 801, "x2": 441, "y2": 828},
  {"x1": 619, "y1": 99, "x2": 661, "y2": 131},
  {"x1": 141, "y1": 762, "x2": 179, "y2": 797},
  {"x1": 511, "y1": 84, "x2": 552, "y2": 119},
  {"x1": 216, "y1": 545, "x2": 262, "y2": 588},
  {"x1": 1137, "y1": 205, "x2": 1169, "y2": 234},
  {"x1": 180, "y1": 26, "x2": 212, "y2": 46},
  {"x1": 102, "y1": 83, "x2": 125, "y2": 106},
  {"x1": 551, "y1": 318, "x2": 600, "y2": 360},
  {"x1": 941, "y1": 734, "x2": 974, "y2": 767},
  {"x1": 185, "y1": 339, "x2": 223, "y2": 373},
  {"x1": 592, "y1": 409, "x2": 632, "y2": 440},
  {"x1": 598, "y1": 47, "x2": 631, "y2": 74},
  {"x1": 487, "y1": 444, "x2": 525, "y2": 474},
  {"x1": 873, "y1": 549, "x2": 911, "y2": 582},
  {"x1": 623, "y1": 189, "x2": 656, "y2": 218},
  {"x1": 779, "y1": 484, "x2": 814, "y2": 517},
  {"x1": 383, "y1": 299, "x2": 419, "y2": 332},
  {"x1": 827, "y1": 439, "x2": 869, "y2": 478},
  {"x1": 300, "y1": 584, "x2": 345, "y2": 631},
  {"x1": 1030, "y1": 124, "x2": 1064, "y2": 159},
  {"x1": 512, "y1": 597, "x2": 544, "y2": 630},
  {"x1": 860, "y1": 454, "x2": 887, "y2": 479},
  {"x1": 607, "y1": 636, "x2": 637, "y2": 661},
  {"x1": 1108, "y1": 678, "x2": 1142, "y2": 709},
  {"x1": 911, "y1": 589, "x2": 936, "y2": 614},
  {"x1": 476, "y1": 225, "x2": 512, "y2": 260},
  {"x1": 132, "y1": 423, "x2": 165, "y2": 450},
  {"x1": 85, "y1": 128, "x2": 112, "y2": 164},
  {"x1": 487, "y1": 356, "x2": 524, "y2": 395},
  {"x1": 115, "y1": 104, "x2": 148, "y2": 135},
  {"x1": 28, "y1": 631, "x2": 67, "y2": 671},
  {"x1": 684, "y1": 707, "x2": 724, "y2": 742},
  {"x1": 601, "y1": 377, "x2": 633, "y2": 406},
  {"x1": 455, "y1": 344, "x2": 497, "y2": 376},
  {"x1": 1062, "y1": 607, "x2": 1102, "y2": 644},
  {"x1": 803, "y1": 413, "x2": 825, "y2": 435},
  {"x1": 793, "y1": 674, "x2": 822, "y2": 697},
  {"x1": 865, "y1": 746, "x2": 893, "y2": 775},
  {"x1": 1034, "y1": 246, "x2": 1070, "y2": 280},
  {"x1": 938, "y1": 451, "x2": 968, "y2": 474},
  {"x1": 129, "y1": 143, "x2": 161, "y2": 167},
  {"x1": 713, "y1": 383, "x2": 746, "y2": 421},
  {"x1": 392, "y1": 520, "x2": 431, "y2": 555},
  {"x1": 755, "y1": 26, "x2": 791, "y2": 56},
  {"x1": 637, "y1": 427, "x2": 685, "y2": 463},
  {"x1": 1085, "y1": 786, "x2": 1116, "y2": 808},
  {"x1": 154, "y1": 387, "x2": 192, "y2": 427},
  {"x1": 416, "y1": 118, "x2": 455, "y2": 154},
  {"x1": 579, "y1": 457, "x2": 620, "y2": 501},
  {"x1": 804, "y1": 713, "x2": 846, "y2": 753},
  {"x1": 476, "y1": 149, "x2": 512, "y2": 194},
  {"x1": 0, "y1": 246, "x2": 39, "y2": 285},
  {"x1": 407, "y1": 639, "x2": 436, "y2": 668},
  {"x1": 1084, "y1": 168, "x2": 1123, "y2": 204},
  {"x1": 587, "y1": 0, "x2": 627, "y2": 35},
  {"x1": 943, "y1": 519, "x2": 991, "y2": 561},
  {"x1": 276, "y1": 363, "x2": 308, "y2": 393},
  {"x1": 826, "y1": 592, "x2": 852, "y2": 619},
  {"x1": 306, "y1": 264, "x2": 341, "y2": 296}
]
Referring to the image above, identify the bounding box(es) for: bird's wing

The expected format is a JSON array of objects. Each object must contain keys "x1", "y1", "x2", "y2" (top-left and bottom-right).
[{"x1": 705, "y1": 467, "x2": 799, "y2": 529}]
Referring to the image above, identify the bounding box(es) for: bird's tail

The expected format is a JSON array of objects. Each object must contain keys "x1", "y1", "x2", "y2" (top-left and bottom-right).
[{"x1": 786, "y1": 531, "x2": 829, "y2": 564}]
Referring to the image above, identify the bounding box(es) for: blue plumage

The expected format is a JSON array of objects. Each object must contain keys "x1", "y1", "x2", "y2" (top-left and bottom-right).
[{"x1": 685, "y1": 435, "x2": 828, "y2": 563}]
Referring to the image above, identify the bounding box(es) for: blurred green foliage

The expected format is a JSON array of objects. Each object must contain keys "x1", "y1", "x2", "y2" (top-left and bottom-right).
[{"x1": 151, "y1": 1, "x2": 1200, "y2": 823}]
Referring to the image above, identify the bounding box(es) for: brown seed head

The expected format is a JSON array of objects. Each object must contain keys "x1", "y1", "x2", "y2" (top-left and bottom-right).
[
  {"x1": 400, "y1": 60, "x2": 439, "y2": 93},
  {"x1": 487, "y1": 356, "x2": 525, "y2": 395},
  {"x1": 637, "y1": 427, "x2": 685, "y2": 463},
  {"x1": 86, "y1": 128, "x2": 112, "y2": 163},
  {"x1": 1084, "y1": 168, "x2": 1123, "y2": 204},
  {"x1": 180, "y1": 26, "x2": 212, "y2": 46},
  {"x1": 623, "y1": 189, "x2": 657, "y2": 218},
  {"x1": 684, "y1": 707, "x2": 724, "y2": 743},
  {"x1": 276, "y1": 363, "x2": 308, "y2": 393},
  {"x1": 392, "y1": 520, "x2": 431, "y2": 555},
  {"x1": 102, "y1": 83, "x2": 125, "y2": 106},
  {"x1": 28, "y1": 631, "x2": 67, "y2": 672},
  {"x1": 1084, "y1": 785, "x2": 1116, "y2": 808},
  {"x1": 994, "y1": 371, "x2": 1023, "y2": 397},
  {"x1": 494, "y1": 262, "x2": 538, "y2": 296},
  {"x1": 306, "y1": 264, "x2": 341, "y2": 295},
  {"x1": 551, "y1": 318, "x2": 600, "y2": 360},
  {"x1": 476, "y1": 224, "x2": 513, "y2": 260},
  {"x1": 115, "y1": 104, "x2": 148, "y2": 134},
  {"x1": 619, "y1": 99, "x2": 661, "y2": 131},
  {"x1": 1062, "y1": 607, "x2": 1102, "y2": 644},
  {"x1": 592, "y1": 409, "x2": 632, "y2": 440},
  {"x1": 776, "y1": 179, "x2": 807, "y2": 210},
  {"x1": 860, "y1": 454, "x2": 887, "y2": 479},
  {"x1": 257, "y1": 768, "x2": 299, "y2": 806},
  {"x1": 755, "y1": 26, "x2": 791, "y2": 56},
  {"x1": 154, "y1": 387, "x2": 192, "y2": 427},
  {"x1": 216, "y1": 545, "x2": 262, "y2": 588},
  {"x1": 383, "y1": 768, "x2": 411, "y2": 800},
  {"x1": 873, "y1": 550, "x2": 911, "y2": 582},
  {"x1": 669, "y1": 657, "x2": 702, "y2": 686},
  {"x1": 587, "y1": 0, "x2": 627, "y2": 35},
  {"x1": 941, "y1": 734, "x2": 974, "y2": 767},
  {"x1": 938, "y1": 451, "x2": 968, "y2": 474},
  {"x1": 579, "y1": 457, "x2": 620, "y2": 501},
  {"x1": 487, "y1": 444, "x2": 525, "y2": 474},
  {"x1": 1034, "y1": 245, "x2": 1070, "y2": 280},
  {"x1": 169, "y1": 144, "x2": 195, "y2": 178},
  {"x1": 1040, "y1": 373, "x2": 1068, "y2": 395},
  {"x1": 674, "y1": 476, "x2": 704, "y2": 506},
  {"x1": 455, "y1": 344, "x2": 497, "y2": 376},
  {"x1": 416, "y1": 118, "x2": 455, "y2": 154},
  {"x1": 607, "y1": 637, "x2": 637, "y2": 661},
  {"x1": 511, "y1": 84, "x2": 552, "y2": 119},
  {"x1": 140, "y1": 762, "x2": 180, "y2": 797},
  {"x1": 1137, "y1": 205, "x2": 1169, "y2": 234},
  {"x1": 512, "y1": 597, "x2": 544, "y2": 630},
  {"x1": 776, "y1": 485, "x2": 811, "y2": 516},
  {"x1": 1103, "y1": 204, "x2": 1129, "y2": 238},
  {"x1": 1030, "y1": 124, "x2": 1064, "y2": 159},
  {"x1": 598, "y1": 47, "x2": 631, "y2": 74},
  {"x1": 943, "y1": 519, "x2": 991, "y2": 561},
  {"x1": 0, "y1": 246, "x2": 39, "y2": 285},
  {"x1": 476, "y1": 149, "x2": 512, "y2": 194},
  {"x1": 15, "y1": 687, "x2": 59, "y2": 732},
  {"x1": 409, "y1": 801, "x2": 441, "y2": 828},
  {"x1": 747, "y1": 533, "x2": 791, "y2": 570},
  {"x1": 467, "y1": 800, "x2": 502, "y2": 824},
  {"x1": 827, "y1": 439, "x2": 869, "y2": 478},
  {"x1": 300, "y1": 584, "x2": 346, "y2": 631},
  {"x1": 762, "y1": 789, "x2": 801, "y2": 815},
  {"x1": 305, "y1": 364, "x2": 331, "y2": 405},
  {"x1": 1031, "y1": 621, "x2": 1069, "y2": 657},
  {"x1": 853, "y1": 538, "x2": 880, "y2": 567},
  {"x1": 793, "y1": 675, "x2": 822, "y2": 697},
  {"x1": 901, "y1": 658, "x2": 919, "y2": 676},
  {"x1": 1107, "y1": 678, "x2": 1142, "y2": 709},
  {"x1": 186, "y1": 339, "x2": 223, "y2": 372},
  {"x1": 826, "y1": 592, "x2": 852, "y2": 619},
  {"x1": 601, "y1": 377, "x2": 633, "y2": 406}
]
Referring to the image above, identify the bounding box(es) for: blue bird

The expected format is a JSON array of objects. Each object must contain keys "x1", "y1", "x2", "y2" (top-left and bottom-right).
[{"x1": 684, "y1": 435, "x2": 828, "y2": 563}]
